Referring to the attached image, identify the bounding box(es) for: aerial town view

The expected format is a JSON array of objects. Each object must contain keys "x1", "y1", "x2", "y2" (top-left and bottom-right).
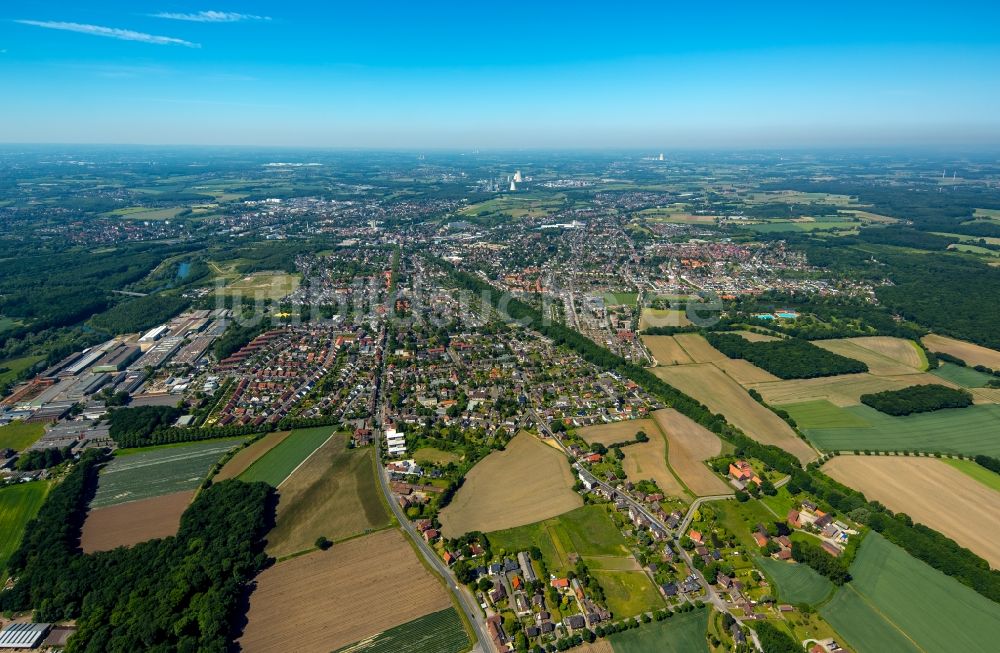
[{"x1": 1, "y1": 3, "x2": 999, "y2": 653}]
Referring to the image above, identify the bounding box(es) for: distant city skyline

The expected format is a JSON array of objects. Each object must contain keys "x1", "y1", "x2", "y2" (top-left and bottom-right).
[{"x1": 3, "y1": 1, "x2": 1000, "y2": 148}]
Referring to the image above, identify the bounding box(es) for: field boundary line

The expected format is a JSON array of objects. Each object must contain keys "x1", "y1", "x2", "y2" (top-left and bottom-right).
[
  {"x1": 276, "y1": 427, "x2": 342, "y2": 489},
  {"x1": 649, "y1": 416, "x2": 695, "y2": 499}
]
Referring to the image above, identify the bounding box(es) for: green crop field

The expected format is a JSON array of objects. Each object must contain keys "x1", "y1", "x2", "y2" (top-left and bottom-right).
[
  {"x1": 0, "y1": 354, "x2": 43, "y2": 386},
  {"x1": 592, "y1": 569, "x2": 665, "y2": 618},
  {"x1": 0, "y1": 481, "x2": 50, "y2": 579},
  {"x1": 0, "y1": 421, "x2": 45, "y2": 451},
  {"x1": 745, "y1": 220, "x2": 859, "y2": 233},
  {"x1": 412, "y1": 446, "x2": 461, "y2": 465},
  {"x1": 944, "y1": 458, "x2": 1000, "y2": 492},
  {"x1": 755, "y1": 556, "x2": 834, "y2": 605},
  {"x1": 92, "y1": 437, "x2": 244, "y2": 508},
  {"x1": 801, "y1": 403, "x2": 1000, "y2": 456},
  {"x1": 782, "y1": 399, "x2": 872, "y2": 429},
  {"x1": 821, "y1": 533, "x2": 1000, "y2": 653},
  {"x1": 332, "y1": 608, "x2": 469, "y2": 653},
  {"x1": 604, "y1": 292, "x2": 638, "y2": 307},
  {"x1": 931, "y1": 362, "x2": 996, "y2": 388},
  {"x1": 607, "y1": 607, "x2": 709, "y2": 653},
  {"x1": 238, "y1": 426, "x2": 334, "y2": 486}
]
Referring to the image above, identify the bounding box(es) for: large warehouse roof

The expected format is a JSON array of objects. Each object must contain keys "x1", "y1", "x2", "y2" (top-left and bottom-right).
[{"x1": 0, "y1": 622, "x2": 51, "y2": 649}]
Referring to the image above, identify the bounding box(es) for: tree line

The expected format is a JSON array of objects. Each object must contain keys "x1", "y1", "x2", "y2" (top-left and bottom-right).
[
  {"x1": 790, "y1": 540, "x2": 851, "y2": 585},
  {"x1": 705, "y1": 332, "x2": 868, "y2": 379}
]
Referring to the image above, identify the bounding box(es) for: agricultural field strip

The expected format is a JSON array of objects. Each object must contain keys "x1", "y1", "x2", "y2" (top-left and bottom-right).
[{"x1": 276, "y1": 427, "x2": 340, "y2": 489}]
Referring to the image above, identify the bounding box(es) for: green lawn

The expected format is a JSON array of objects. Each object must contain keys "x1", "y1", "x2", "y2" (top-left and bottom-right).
[
  {"x1": 755, "y1": 556, "x2": 834, "y2": 605},
  {"x1": 0, "y1": 355, "x2": 43, "y2": 386},
  {"x1": 92, "y1": 438, "x2": 244, "y2": 508},
  {"x1": 604, "y1": 292, "x2": 639, "y2": 307},
  {"x1": 0, "y1": 481, "x2": 50, "y2": 578},
  {"x1": 593, "y1": 570, "x2": 664, "y2": 618},
  {"x1": 607, "y1": 607, "x2": 709, "y2": 653},
  {"x1": 944, "y1": 458, "x2": 1000, "y2": 492},
  {"x1": 412, "y1": 446, "x2": 462, "y2": 465},
  {"x1": 782, "y1": 399, "x2": 872, "y2": 429},
  {"x1": 332, "y1": 608, "x2": 470, "y2": 653},
  {"x1": 820, "y1": 533, "x2": 1000, "y2": 653},
  {"x1": 801, "y1": 403, "x2": 1000, "y2": 456},
  {"x1": 931, "y1": 362, "x2": 996, "y2": 388},
  {"x1": 238, "y1": 426, "x2": 334, "y2": 486},
  {"x1": 0, "y1": 421, "x2": 45, "y2": 451}
]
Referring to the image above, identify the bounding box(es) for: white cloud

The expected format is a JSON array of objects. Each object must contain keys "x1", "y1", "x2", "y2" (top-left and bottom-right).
[
  {"x1": 15, "y1": 20, "x2": 200, "y2": 47},
  {"x1": 151, "y1": 11, "x2": 271, "y2": 23}
]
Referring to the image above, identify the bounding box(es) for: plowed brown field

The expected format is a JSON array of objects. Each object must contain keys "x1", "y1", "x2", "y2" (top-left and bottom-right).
[{"x1": 81, "y1": 490, "x2": 194, "y2": 553}]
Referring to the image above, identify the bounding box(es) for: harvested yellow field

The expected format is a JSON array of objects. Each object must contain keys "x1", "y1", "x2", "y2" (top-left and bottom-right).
[
  {"x1": 238, "y1": 529, "x2": 451, "y2": 653},
  {"x1": 923, "y1": 334, "x2": 1000, "y2": 369},
  {"x1": 620, "y1": 436, "x2": 687, "y2": 498},
  {"x1": 575, "y1": 641, "x2": 615, "y2": 653},
  {"x1": 673, "y1": 333, "x2": 726, "y2": 363},
  {"x1": 652, "y1": 409, "x2": 732, "y2": 496},
  {"x1": 215, "y1": 431, "x2": 291, "y2": 481},
  {"x1": 641, "y1": 335, "x2": 693, "y2": 366},
  {"x1": 439, "y1": 432, "x2": 582, "y2": 537},
  {"x1": 847, "y1": 336, "x2": 926, "y2": 370},
  {"x1": 813, "y1": 339, "x2": 921, "y2": 376},
  {"x1": 750, "y1": 372, "x2": 953, "y2": 407},
  {"x1": 639, "y1": 309, "x2": 692, "y2": 331},
  {"x1": 823, "y1": 456, "x2": 1000, "y2": 568},
  {"x1": 652, "y1": 364, "x2": 815, "y2": 463},
  {"x1": 714, "y1": 358, "x2": 780, "y2": 385},
  {"x1": 578, "y1": 419, "x2": 658, "y2": 446}
]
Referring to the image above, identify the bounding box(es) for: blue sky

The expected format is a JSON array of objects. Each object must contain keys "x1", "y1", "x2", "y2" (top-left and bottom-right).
[{"x1": 2, "y1": 1, "x2": 1000, "y2": 148}]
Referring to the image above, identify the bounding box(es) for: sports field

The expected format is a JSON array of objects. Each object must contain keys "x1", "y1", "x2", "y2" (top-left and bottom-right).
[
  {"x1": 652, "y1": 409, "x2": 731, "y2": 496},
  {"x1": 81, "y1": 490, "x2": 194, "y2": 553},
  {"x1": 0, "y1": 481, "x2": 50, "y2": 578},
  {"x1": 922, "y1": 334, "x2": 1000, "y2": 369},
  {"x1": 238, "y1": 426, "x2": 335, "y2": 487},
  {"x1": 800, "y1": 403, "x2": 1000, "y2": 456},
  {"x1": 820, "y1": 533, "x2": 1000, "y2": 653},
  {"x1": 651, "y1": 364, "x2": 815, "y2": 463},
  {"x1": 823, "y1": 456, "x2": 1000, "y2": 567},
  {"x1": 239, "y1": 529, "x2": 453, "y2": 653},
  {"x1": 0, "y1": 421, "x2": 45, "y2": 451},
  {"x1": 754, "y1": 556, "x2": 834, "y2": 605},
  {"x1": 606, "y1": 607, "x2": 709, "y2": 653},
  {"x1": 641, "y1": 335, "x2": 693, "y2": 365},
  {"x1": 439, "y1": 432, "x2": 581, "y2": 537},
  {"x1": 332, "y1": 608, "x2": 469, "y2": 653},
  {"x1": 267, "y1": 434, "x2": 391, "y2": 558},
  {"x1": 92, "y1": 438, "x2": 244, "y2": 508},
  {"x1": 750, "y1": 372, "x2": 951, "y2": 408}
]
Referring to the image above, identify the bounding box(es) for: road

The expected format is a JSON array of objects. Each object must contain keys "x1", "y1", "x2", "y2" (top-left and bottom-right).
[{"x1": 371, "y1": 323, "x2": 491, "y2": 653}]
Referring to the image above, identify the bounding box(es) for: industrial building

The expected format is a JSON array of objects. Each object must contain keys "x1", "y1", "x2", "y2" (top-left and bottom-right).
[{"x1": 0, "y1": 622, "x2": 51, "y2": 649}]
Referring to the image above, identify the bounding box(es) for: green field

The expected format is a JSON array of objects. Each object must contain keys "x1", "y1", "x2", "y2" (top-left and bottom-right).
[
  {"x1": 0, "y1": 481, "x2": 50, "y2": 579},
  {"x1": 0, "y1": 421, "x2": 45, "y2": 451},
  {"x1": 782, "y1": 399, "x2": 872, "y2": 429},
  {"x1": 412, "y1": 446, "x2": 461, "y2": 465},
  {"x1": 604, "y1": 292, "x2": 639, "y2": 307},
  {"x1": 755, "y1": 556, "x2": 834, "y2": 605},
  {"x1": 333, "y1": 608, "x2": 469, "y2": 653},
  {"x1": 92, "y1": 438, "x2": 244, "y2": 508},
  {"x1": 820, "y1": 533, "x2": 1000, "y2": 653},
  {"x1": 591, "y1": 569, "x2": 665, "y2": 618},
  {"x1": 607, "y1": 607, "x2": 709, "y2": 653},
  {"x1": 745, "y1": 220, "x2": 859, "y2": 233},
  {"x1": 0, "y1": 317, "x2": 22, "y2": 334},
  {"x1": 0, "y1": 354, "x2": 44, "y2": 386},
  {"x1": 930, "y1": 362, "x2": 996, "y2": 388},
  {"x1": 944, "y1": 458, "x2": 1000, "y2": 492},
  {"x1": 801, "y1": 403, "x2": 1000, "y2": 456},
  {"x1": 238, "y1": 426, "x2": 334, "y2": 486},
  {"x1": 108, "y1": 206, "x2": 187, "y2": 221}
]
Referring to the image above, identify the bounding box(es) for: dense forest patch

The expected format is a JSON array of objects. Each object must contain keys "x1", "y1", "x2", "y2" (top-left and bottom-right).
[
  {"x1": 860, "y1": 384, "x2": 973, "y2": 416},
  {"x1": 705, "y1": 332, "x2": 869, "y2": 379}
]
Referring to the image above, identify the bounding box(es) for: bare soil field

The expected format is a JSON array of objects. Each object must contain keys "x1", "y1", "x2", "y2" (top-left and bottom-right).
[
  {"x1": 238, "y1": 529, "x2": 452, "y2": 653},
  {"x1": 813, "y1": 339, "x2": 921, "y2": 376},
  {"x1": 214, "y1": 431, "x2": 291, "y2": 481},
  {"x1": 922, "y1": 334, "x2": 1000, "y2": 369},
  {"x1": 439, "y1": 432, "x2": 582, "y2": 537},
  {"x1": 652, "y1": 409, "x2": 731, "y2": 496},
  {"x1": 620, "y1": 437, "x2": 687, "y2": 498},
  {"x1": 672, "y1": 333, "x2": 726, "y2": 363},
  {"x1": 81, "y1": 490, "x2": 194, "y2": 553},
  {"x1": 750, "y1": 372, "x2": 953, "y2": 407},
  {"x1": 641, "y1": 336, "x2": 693, "y2": 366},
  {"x1": 652, "y1": 364, "x2": 815, "y2": 463},
  {"x1": 577, "y1": 419, "x2": 658, "y2": 446},
  {"x1": 713, "y1": 358, "x2": 780, "y2": 385},
  {"x1": 267, "y1": 434, "x2": 390, "y2": 558},
  {"x1": 823, "y1": 456, "x2": 1000, "y2": 568}
]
